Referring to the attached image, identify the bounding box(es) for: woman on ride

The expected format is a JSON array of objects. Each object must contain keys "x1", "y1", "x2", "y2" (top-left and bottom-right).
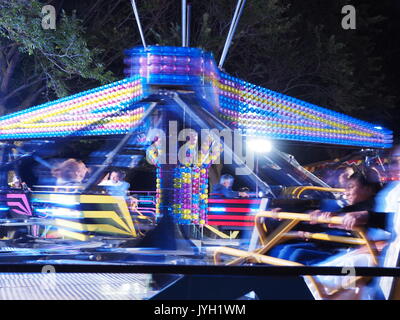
[{"x1": 52, "y1": 158, "x2": 89, "y2": 187}]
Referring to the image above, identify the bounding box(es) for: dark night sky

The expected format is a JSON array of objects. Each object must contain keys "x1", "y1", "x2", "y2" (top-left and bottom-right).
[
  {"x1": 366, "y1": 0, "x2": 400, "y2": 108},
  {"x1": 284, "y1": 0, "x2": 400, "y2": 163},
  {"x1": 292, "y1": 0, "x2": 400, "y2": 119}
]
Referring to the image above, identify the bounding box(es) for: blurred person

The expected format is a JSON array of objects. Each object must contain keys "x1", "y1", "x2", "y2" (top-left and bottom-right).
[
  {"x1": 269, "y1": 169, "x2": 385, "y2": 265},
  {"x1": 9, "y1": 176, "x2": 31, "y2": 192},
  {"x1": 99, "y1": 170, "x2": 130, "y2": 197},
  {"x1": 374, "y1": 146, "x2": 400, "y2": 215},
  {"x1": 337, "y1": 166, "x2": 355, "y2": 188},
  {"x1": 211, "y1": 174, "x2": 249, "y2": 198},
  {"x1": 52, "y1": 159, "x2": 88, "y2": 187},
  {"x1": 310, "y1": 170, "x2": 383, "y2": 230},
  {"x1": 9, "y1": 176, "x2": 22, "y2": 189}
]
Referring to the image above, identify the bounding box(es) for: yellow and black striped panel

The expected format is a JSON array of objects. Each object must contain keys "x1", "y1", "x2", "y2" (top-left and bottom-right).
[{"x1": 32, "y1": 193, "x2": 138, "y2": 240}]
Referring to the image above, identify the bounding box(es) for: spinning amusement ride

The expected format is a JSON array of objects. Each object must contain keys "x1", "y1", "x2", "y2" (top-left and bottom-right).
[{"x1": 0, "y1": 0, "x2": 397, "y2": 300}]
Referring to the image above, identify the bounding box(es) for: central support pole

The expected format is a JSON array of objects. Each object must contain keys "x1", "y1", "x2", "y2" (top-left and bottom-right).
[
  {"x1": 219, "y1": 0, "x2": 246, "y2": 69},
  {"x1": 182, "y1": 0, "x2": 187, "y2": 47},
  {"x1": 140, "y1": 102, "x2": 196, "y2": 250},
  {"x1": 130, "y1": 0, "x2": 147, "y2": 49},
  {"x1": 186, "y1": 3, "x2": 191, "y2": 47}
]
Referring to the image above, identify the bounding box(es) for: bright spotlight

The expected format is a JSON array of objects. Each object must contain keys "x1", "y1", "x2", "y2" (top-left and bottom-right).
[{"x1": 247, "y1": 138, "x2": 272, "y2": 153}]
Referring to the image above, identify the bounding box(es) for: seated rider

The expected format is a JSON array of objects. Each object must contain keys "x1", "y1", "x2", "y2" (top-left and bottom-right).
[
  {"x1": 269, "y1": 170, "x2": 386, "y2": 265},
  {"x1": 51, "y1": 159, "x2": 88, "y2": 190},
  {"x1": 211, "y1": 174, "x2": 249, "y2": 198},
  {"x1": 99, "y1": 170, "x2": 130, "y2": 197},
  {"x1": 9, "y1": 176, "x2": 31, "y2": 191},
  {"x1": 310, "y1": 170, "x2": 385, "y2": 230}
]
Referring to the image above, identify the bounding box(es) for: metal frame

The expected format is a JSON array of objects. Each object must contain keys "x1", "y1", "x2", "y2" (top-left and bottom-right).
[{"x1": 213, "y1": 210, "x2": 384, "y2": 299}]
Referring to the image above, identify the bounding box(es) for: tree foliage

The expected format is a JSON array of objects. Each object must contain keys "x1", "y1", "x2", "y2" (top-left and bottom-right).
[{"x1": 0, "y1": 0, "x2": 114, "y2": 115}]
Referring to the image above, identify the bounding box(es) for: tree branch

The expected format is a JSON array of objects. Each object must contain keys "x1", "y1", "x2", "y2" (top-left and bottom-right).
[
  {"x1": 3, "y1": 75, "x2": 45, "y2": 102},
  {"x1": 1, "y1": 47, "x2": 19, "y2": 93},
  {"x1": 20, "y1": 84, "x2": 46, "y2": 110}
]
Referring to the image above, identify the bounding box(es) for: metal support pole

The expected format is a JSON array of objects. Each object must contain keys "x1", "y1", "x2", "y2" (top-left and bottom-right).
[
  {"x1": 219, "y1": 0, "x2": 246, "y2": 69},
  {"x1": 186, "y1": 4, "x2": 191, "y2": 47},
  {"x1": 130, "y1": 0, "x2": 147, "y2": 49},
  {"x1": 182, "y1": 0, "x2": 187, "y2": 47}
]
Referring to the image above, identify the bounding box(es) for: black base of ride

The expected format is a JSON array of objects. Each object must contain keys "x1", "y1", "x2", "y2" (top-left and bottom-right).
[{"x1": 150, "y1": 274, "x2": 314, "y2": 300}]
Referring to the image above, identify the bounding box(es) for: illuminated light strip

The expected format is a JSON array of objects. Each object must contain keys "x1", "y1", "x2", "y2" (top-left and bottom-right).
[
  {"x1": 261, "y1": 98, "x2": 382, "y2": 137},
  {"x1": 31, "y1": 112, "x2": 142, "y2": 127},
  {"x1": 0, "y1": 78, "x2": 142, "y2": 126},
  {"x1": 54, "y1": 92, "x2": 142, "y2": 120},
  {"x1": 1, "y1": 125, "x2": 143, "y2": 137},
  {"x1": 220, "y1": 116, "x2": 390, "y2": 147},
  {"x1": 219, "y1": 110, "x2": 352, "y2": 132},
  {"x1": 234, "y1": 118, "x2": 374, "y2": 137},
  {"x1": 242, "y1": 92, "x2": 362, "y2": 133},
  {"x1": 0, "y1": 112, "x2": 144, "y2": 133},
  {"x1": 208, "y1": 207, "x2": 258, "y2": 213},
  {"x1": 0, "y1": 80, "x2": 145, "y2": 139},
  {"x1": 235, "y1": 102, "x2": 362, "y2": 134},
  {"x1": 244, "y1": 124, "x2": 386, "y2": 142},
  {"x1": 17, "y1": 113, "x2": 143, "y2": 129},
  {"x1": 220, "y1": 87, "x2": 355, "y2": 132},
  {"x1": 208, "y1": 207, "x2": 226, "y2": 212},
  {"x1": 8, "y1": 121, "x2": 143, "y2": 134},
  {"x1": 217, "y1": 99, "x2": 391, "y2": 145},
  {"x1": 208, "y1": 199, "x2": 261, "y2": 204},
  {"x1": 67, "y1": 86, "x2": 142, "y2": 113},
  {"x1": 242, "y1": 131, "x2": 386, "y2": 146},
  {"x1": 207, "y1": 214, "x2": 255, "y2": 221},
  {"x1": 207, "y1": 221, "x2": 254, "y2": 227},
  {"x1": 234, "y1": 108, "x2": 364, "y2": 129},
  {"x1": 219, "y1": 73, "x2": 387, "y2": 136},
  {"x1": 220, "y1": 111, "x2": 355, "y2": 134},
  {"x1": 1, "y1": 126, "x2": 146, "y2": 139},
  {"x1": 0, "y1": 126, "x2": 147, "y2": 139},
  {"x1": 17, "y1": 91, "x2": 141, "y2": 127},
  {"x1": 0, "y1": 96, "x2": 143, "y2": 131},
  {"x1": 221, "y1": 116, "x2": 385, "y2": 143},
  {"x1": 218, "y1": 108, "x2": 346, "y2": 136},
  {"x1": 0, "y1": 92, "x2": 142, "y2": 132},
  {"x1": 45, "y1": 104, "x2": 144, "y2": 122}
]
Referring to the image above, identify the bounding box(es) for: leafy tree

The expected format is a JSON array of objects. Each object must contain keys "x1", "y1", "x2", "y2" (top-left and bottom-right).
[{"x1": 0, "y1": 0, "x2": 114, "y2": 115}]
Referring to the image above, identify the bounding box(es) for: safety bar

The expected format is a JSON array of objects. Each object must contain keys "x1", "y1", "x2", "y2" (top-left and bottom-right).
[
  {"x1": 255, "y1": 211, "x2": 378, "y2": 265},
  {"x1": 295, "y1": 187, "x2": 345, "y2": 199},
  {"x1": 284, "y1": 186, "x2": 345, "y2": 199},
  {"x1": 212, "y1": 246, "x2": 325, "y2": 298},
  {"x1": 256, "y1": 211, "x2": 344, "y2": 226}
]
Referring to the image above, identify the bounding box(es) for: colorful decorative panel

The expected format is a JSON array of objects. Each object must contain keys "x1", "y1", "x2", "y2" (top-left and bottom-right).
[
  {"x1": 0, "y1": 77, "x2": 144, "y2": 140},
  {"x1": 0, "y1": 46, "x2": 392, "y2": 148},
  {"x1": 217, "y1": 73, "x2": 392, "y2": 148}
]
